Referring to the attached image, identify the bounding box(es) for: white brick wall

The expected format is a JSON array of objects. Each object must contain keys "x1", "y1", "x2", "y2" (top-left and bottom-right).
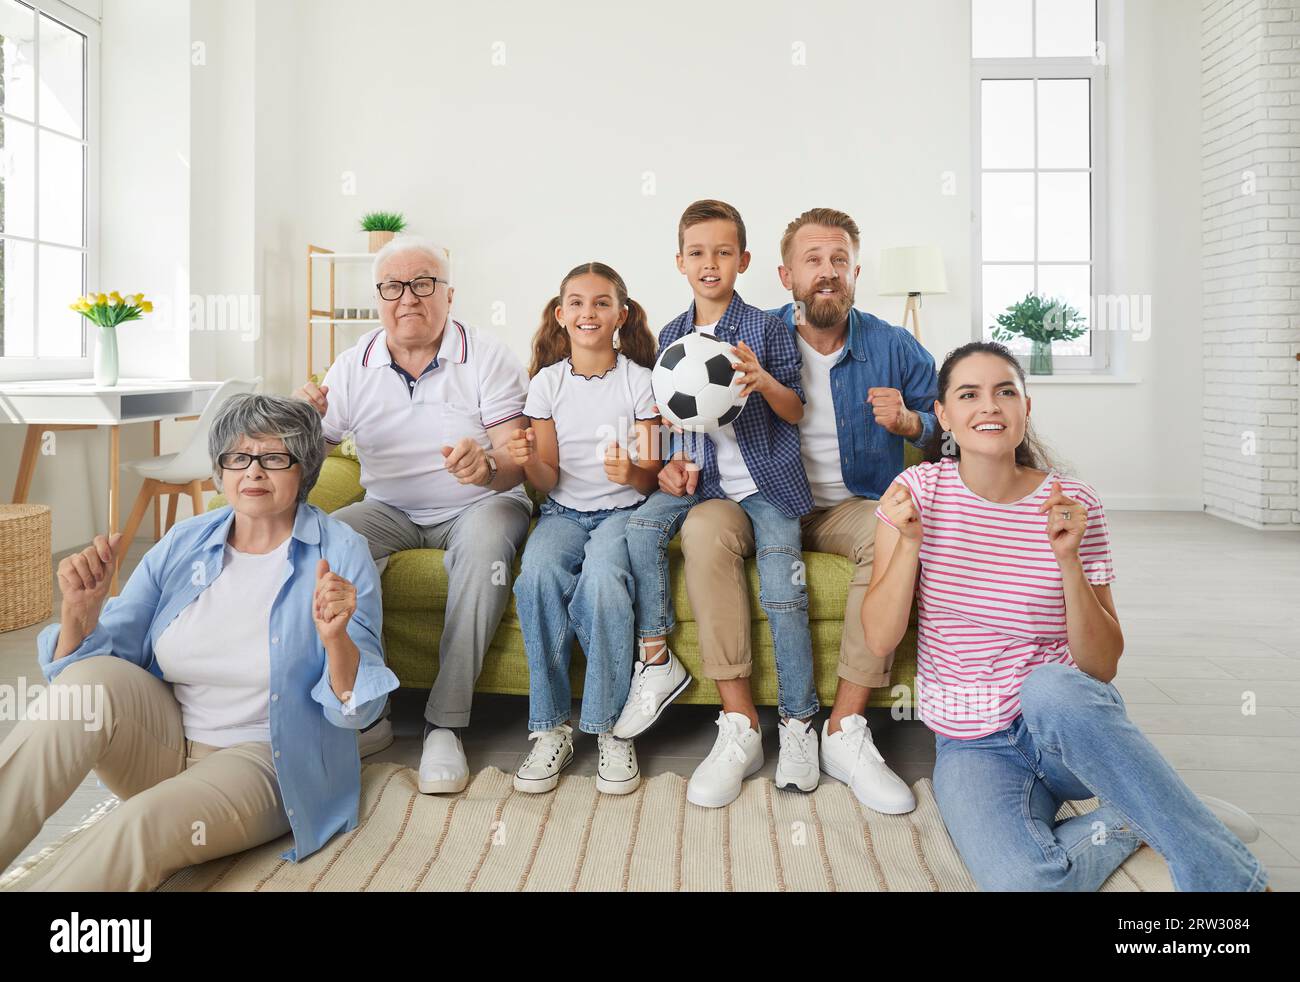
[{"x1": 1202, "y1": 0, "x2": 1300, "y2": 527}]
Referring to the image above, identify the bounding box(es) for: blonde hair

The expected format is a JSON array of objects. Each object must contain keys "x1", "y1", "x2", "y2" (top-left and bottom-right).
[{"x1": 779, "y1": 207, "x2": 861, "y2": 265}]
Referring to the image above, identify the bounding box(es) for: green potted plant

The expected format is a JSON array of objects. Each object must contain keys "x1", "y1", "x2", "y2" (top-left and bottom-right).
[
  {"x1": 360, "y1": 210, "x2": 407, "y2": 253},
  {"x1": 990, "y1": 293, "x2": 1086, "y2": 375}
]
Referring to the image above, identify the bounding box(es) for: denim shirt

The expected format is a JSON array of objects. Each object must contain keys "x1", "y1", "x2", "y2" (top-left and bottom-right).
[
  {"x1": 661, "y1": 291, "x2": 814, "y2": 519},
  {"x1": 768, "y1": 304, "x2": 939, "y2": 500},
  {"x1": 37, "y1": 502, "x2": 400, "y2": 862}
]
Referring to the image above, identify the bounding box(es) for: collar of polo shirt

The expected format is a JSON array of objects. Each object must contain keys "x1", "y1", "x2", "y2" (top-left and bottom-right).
[{"x1": 361, "y1": 313, "x2": 468, "y2": 370}]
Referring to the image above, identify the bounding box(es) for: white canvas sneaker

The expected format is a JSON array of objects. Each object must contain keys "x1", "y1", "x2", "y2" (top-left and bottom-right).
[
  {"x1": 820, "y1": 714, "x2": 915, "y2": 814},
  {"x1": 775, "y1": 717, "x2": 820, "y2": 793},
  {"x1": 513, "y1": 724, "x2": 575, "y2": 794},
  {"x1": 611, "y1": 646, "x2": 692, "y2": 739},
  {"x1": 418, "y1": 726, "x2": 470, "y2": 794},
  {"x1": 686, "y1": 711, "x2": 764, "y2": 809},
  {"x1": 596, "y1": 733, "x2": 641, "y2": 796}
]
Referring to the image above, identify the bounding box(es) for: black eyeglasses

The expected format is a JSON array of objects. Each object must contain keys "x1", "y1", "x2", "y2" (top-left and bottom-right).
[
  {"x1": 218, "y1": 451, "x2": 299, "y2": 471},
  {"x1": 376, "y1": 276, "x2": 445, "y2": 302}
]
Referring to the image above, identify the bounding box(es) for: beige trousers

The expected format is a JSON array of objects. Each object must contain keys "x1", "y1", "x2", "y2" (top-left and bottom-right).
[
  {"x1": 679, "y1": 495, "x2": 889, "y2": 688},
  {"x1": 0, "y1": 655, "x2": 290, "y2": 891}
]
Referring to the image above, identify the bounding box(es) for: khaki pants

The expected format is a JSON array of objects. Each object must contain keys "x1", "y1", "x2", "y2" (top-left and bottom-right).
[
  {"x1": 0, "y1": 655, "x2": 290, "y2": 891},
  {"x1": 679, "y1": 496, "x2": 889, "y2": 688}
]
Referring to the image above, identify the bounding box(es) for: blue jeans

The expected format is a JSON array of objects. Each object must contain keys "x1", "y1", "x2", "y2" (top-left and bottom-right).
[
  {"x1": 933, "y1": 662, "x2": 1268, "y2": 892},
  {"x1": 625, "y1": 489, "x2": 818, "y2": 720},
  {"x1": 513, "y1": 498, "x2": 638, "y2": 734}
]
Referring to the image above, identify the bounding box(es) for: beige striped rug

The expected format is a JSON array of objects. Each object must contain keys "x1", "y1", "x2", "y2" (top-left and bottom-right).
[{"x1": 5, "y1": 763, "x2": 1173, "y2": 891}]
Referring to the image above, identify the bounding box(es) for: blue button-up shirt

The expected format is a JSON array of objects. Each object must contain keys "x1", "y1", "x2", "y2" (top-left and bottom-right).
[
  {"x1": 768, "y1": 304, "x2": 939, "y2": 500},
  {"x1": 37, "y1": 502, "x2": 399, "y2": 862},
  {"x1": 662, "y1": 291, "x2": 814, "y2": 519}
]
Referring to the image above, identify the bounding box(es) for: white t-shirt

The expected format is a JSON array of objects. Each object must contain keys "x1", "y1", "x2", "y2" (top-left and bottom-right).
[
  {"x1": 321, "y1": 318, "x2": 531, "y2": 526},
  {"x1": 796, "y1": 333, "x2": 851, "y2": 508},
  {"x1": 524, "y1": 353, "x2": 658, "y2": 512},
  {"x1": 153, "y1": 539, "x2": 290, "y2": 747},
  {"x1": 694, "y1": 323, "x2": 758, "y2": 502}
]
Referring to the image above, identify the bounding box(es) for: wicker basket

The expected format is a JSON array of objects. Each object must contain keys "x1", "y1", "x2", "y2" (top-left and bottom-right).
[{"x1": 0, "y1": 504, "x2": 53, "y2": 632}]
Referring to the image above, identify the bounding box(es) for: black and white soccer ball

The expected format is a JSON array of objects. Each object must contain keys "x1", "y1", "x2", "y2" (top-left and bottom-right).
[{"x1": 651, "y1": 332, "x2": 747, "y2": 434}]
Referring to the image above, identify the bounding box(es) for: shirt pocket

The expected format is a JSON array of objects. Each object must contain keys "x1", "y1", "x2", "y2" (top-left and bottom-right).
[
  {"x1": 861, "y1": 400, "x2": 886, "y2": 454},
  {"x1": 433, "y1": 401, "x2": 487, "y2": 452}
]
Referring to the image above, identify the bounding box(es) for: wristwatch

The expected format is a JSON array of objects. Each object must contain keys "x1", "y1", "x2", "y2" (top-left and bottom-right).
[{"x1": 483, "y1": 450, "x2": 498, "y2": 486}]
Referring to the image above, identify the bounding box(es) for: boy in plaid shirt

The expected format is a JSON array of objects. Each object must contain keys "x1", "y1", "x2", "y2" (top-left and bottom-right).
[{"x1": 612, "y1": 199, "x2": 820, "y2": 808}]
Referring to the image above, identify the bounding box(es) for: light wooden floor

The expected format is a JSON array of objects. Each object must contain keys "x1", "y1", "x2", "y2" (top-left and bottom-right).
[{"x1": 3, "y1": 510, "x2": 1298, "y2": 889}]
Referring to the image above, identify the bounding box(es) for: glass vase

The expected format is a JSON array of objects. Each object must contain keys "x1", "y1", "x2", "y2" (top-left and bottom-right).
[{"x1": 1029, "y1": 339, "x2": 1053, "y2": 376}]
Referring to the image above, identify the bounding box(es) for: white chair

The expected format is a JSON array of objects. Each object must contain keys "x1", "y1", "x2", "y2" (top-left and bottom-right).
[{"x1": 116, "y1": 378, "x2": 262, "y2": 587}]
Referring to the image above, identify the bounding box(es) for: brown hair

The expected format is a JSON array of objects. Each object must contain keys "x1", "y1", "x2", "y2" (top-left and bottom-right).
[
  {"x1": 779, "y1": 207, "x2": 861, "y2": 265},
  {"x1": 923, "y1": 340, "x2": 1058, "y2": 471},
  {"x1": 677, "y1": 199, "x2": 747, "y2": 254},
  {"x1": 528, "y1": 262, "x2": 657, "y2": 377}
]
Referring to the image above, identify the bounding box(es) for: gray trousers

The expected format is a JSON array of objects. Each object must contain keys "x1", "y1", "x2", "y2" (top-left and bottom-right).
[{"x1": 331, "y1": 492, "x2": 533, "y2": 728}]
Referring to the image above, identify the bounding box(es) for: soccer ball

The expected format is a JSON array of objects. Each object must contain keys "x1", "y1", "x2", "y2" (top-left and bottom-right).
[{"x1": 651, "y1": 332, "x2": 747, "y2": 433}]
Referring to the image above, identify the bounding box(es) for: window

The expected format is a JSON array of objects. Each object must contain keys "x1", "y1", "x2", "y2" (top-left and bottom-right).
[
  {"x1": 0, "y1": 0, "x2": 97, "y2": 377},
  {"x1": 972, "y1": 0, "x2": 1107, "y2": 372}
]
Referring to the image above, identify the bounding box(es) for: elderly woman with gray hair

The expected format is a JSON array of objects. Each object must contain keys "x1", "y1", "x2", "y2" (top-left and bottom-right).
[{"x1": 0, "y1": 393, "x2": 398, "y2": 891}]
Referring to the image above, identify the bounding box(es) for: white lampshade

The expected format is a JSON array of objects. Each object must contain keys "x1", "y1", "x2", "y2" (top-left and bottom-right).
[{"x1": 878, "y1": 245, "x2": 949, "y2": 297}]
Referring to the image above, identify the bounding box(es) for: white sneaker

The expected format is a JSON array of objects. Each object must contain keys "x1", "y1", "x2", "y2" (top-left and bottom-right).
[
  {"x1": 513, "y1": 724, "x2": 574, "y2": 794},
  {"x1": 596, "y1": 733, "x2": 641, "y2": 796},
  {"x1": 820, "y1": 715, "x2": 916, "y2": 814},
  {"x1": 611, "y1": 646, "x2": 692, "y2": 739},
  {"x1": 686, "y1": 712, "x2": 764, "y2": 809},
  {"x1": 418, "y1": 727, "x2": 470, "y2": 794},
  {"x1": 775, "y1": 717, "x2": 820, "y2": 793}
]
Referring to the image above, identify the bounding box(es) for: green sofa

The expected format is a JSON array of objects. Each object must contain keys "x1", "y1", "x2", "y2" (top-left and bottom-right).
[{"x1": 211, "y1": 447, "x2": 919, "y2": 709}]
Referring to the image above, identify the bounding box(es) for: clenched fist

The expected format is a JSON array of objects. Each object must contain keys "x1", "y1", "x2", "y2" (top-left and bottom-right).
[
  {"x1": 879, "y1": 483, "x2": 921, "y2": 540},
  {"x1": 313, "y1": 559, "x2": 357, "y2": 643},
  {"x1": 506, "y1": 428, "x2": 536, "y2": 466},
  {"x1": 293, "y1": 380, "x2": 329, "y2": 416},
  {"x1": 1038, "y1": 480, "x2": 1087, "y2": 563},
  {"x1": 867, "y1": 387, "x2": 919, "y2": 438}
]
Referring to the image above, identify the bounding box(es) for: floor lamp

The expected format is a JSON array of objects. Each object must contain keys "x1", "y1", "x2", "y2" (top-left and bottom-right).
[{"x1": 879, "y1": 245, "x2": 948, "y2": 345}]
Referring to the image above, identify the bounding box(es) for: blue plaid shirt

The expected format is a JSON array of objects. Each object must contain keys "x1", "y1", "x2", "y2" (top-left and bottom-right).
[
  {"x1": 661, "y1": 292, "x2": 814, "y2": 519},
  {"x1": 769, "y1": 303, "x2": 939, "y2": 499}
]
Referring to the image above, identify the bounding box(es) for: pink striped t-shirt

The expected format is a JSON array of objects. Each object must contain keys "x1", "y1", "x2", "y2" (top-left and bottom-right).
[{"x1": 876, "y1": 457, "x2": 1115, "y2": 739}]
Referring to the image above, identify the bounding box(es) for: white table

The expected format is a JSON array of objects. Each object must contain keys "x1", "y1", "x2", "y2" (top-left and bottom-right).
[{"x1": 0, "y1": 379, "x2": 222, "y2": 564}]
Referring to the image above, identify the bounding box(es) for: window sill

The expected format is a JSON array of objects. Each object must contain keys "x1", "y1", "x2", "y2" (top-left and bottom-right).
[{"x1": 1023, "y1": 375, "x2": 1141, "y2": 385}]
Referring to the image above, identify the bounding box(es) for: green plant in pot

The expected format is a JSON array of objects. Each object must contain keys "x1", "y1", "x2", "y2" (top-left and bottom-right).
[
  {"x1": 360, "y1": 210, "x2": 407, "y2": 253},
  {"x1": 990, "y1": 293, "x2": 1086, "y2": 376}
]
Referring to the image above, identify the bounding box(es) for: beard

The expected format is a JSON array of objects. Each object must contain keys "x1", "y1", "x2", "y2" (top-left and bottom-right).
[{"x1": 794, "y1": 279, "x2": 855, "y2": 331}]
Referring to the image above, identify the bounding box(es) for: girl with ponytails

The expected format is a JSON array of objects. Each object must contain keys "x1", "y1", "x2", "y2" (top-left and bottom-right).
[{"x1": 506, "y1": 262, "x2": 663, "y2": 796}]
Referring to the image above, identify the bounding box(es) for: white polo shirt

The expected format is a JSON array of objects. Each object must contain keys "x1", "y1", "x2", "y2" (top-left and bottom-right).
[
  {"x1": 524, "y1": 354, "x2": 658, "y2": 512},
  {"x1": 321, "y1": 317, "x2": 530, "y2": 526}
]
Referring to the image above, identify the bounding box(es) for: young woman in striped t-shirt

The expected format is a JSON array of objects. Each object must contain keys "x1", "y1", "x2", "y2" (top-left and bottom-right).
[{"x1": 866, "y1": 341, "x2": 1266, "y2": 892}]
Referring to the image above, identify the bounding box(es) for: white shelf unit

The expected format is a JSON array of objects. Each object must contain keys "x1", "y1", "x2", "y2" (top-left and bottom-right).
[{"x1": 306, "y1": 246, "x2": 382, "y2": 379}]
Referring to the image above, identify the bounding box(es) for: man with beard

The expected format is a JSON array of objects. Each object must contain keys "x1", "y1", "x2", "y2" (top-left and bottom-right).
[{"x1": 663, "y1": 208, "x2": 938, "y2": 813}]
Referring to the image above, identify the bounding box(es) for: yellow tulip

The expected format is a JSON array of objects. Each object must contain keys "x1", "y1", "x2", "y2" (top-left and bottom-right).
[
  {"x1": 141, "y1": 300, "x2": 154, "y2": 313},
  {"x1": 109, "y1": 291, "x2": 123, "y2": 305},
  {"x1": 95, "y1": 293, "x2": 107, "y2": 305},
  {"x1": 135, "y1": 294, "x2": 146, "y2": 306}
]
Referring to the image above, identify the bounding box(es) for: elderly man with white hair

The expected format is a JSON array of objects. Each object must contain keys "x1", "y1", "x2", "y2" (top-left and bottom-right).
[{"x1": 294, "y1": 235, "x2": 533, "y2": 794}]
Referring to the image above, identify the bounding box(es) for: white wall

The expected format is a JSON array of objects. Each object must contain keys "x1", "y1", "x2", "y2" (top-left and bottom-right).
[{"x1": 252, "y1": 0, "x2": 1205, "y2": 509}]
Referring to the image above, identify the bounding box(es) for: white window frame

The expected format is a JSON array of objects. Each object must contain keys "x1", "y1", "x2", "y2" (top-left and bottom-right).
[
  {"x1": 0, "y1": 0, "x2": 99, "y2": 381},
  {"x1": 971, "y1": 0, "x2": 1109, "y2": 374}
]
